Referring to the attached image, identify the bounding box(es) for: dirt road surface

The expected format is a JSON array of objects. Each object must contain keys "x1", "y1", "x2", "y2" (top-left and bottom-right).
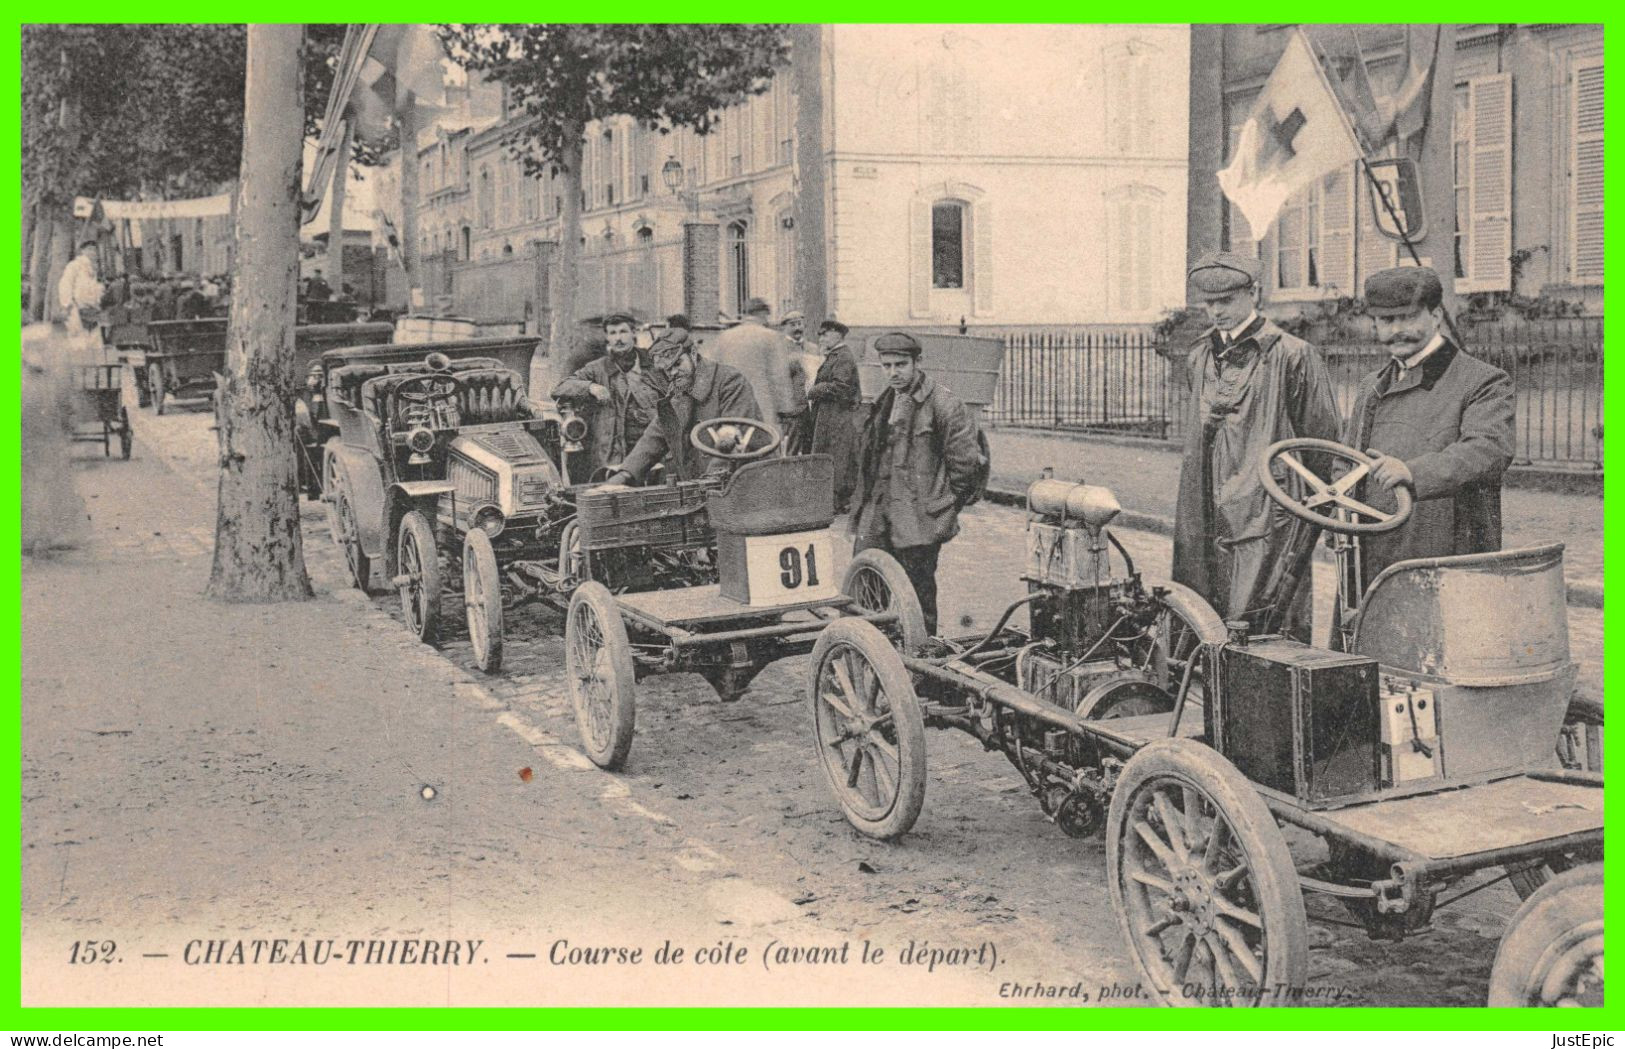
[{"x1": 22, "y1": 401, "x2": 1598, "y2": 1009}]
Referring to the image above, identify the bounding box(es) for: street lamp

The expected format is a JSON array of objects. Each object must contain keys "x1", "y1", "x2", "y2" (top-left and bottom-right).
[{"x1": 661, "y1": 155, "x2": 700, "y2": 220}]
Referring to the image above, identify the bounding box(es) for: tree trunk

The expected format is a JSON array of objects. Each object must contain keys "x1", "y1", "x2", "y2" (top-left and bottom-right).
[
  {"x1": 790, "y1": 24, "x2": 828, "y2": 328},
  {"x1": 42, "y1": 210, "x2": 73, "y2": 324},
  {"x1": 27, "y1": 200, "x2": 59, "y2": 323},
  {"x1": 397, "y1": 95, "x2": 420, "y2": 304},
  {"x1": 327, "y1": 120, "x2": 352, "y2": 296},
  {"x1": 205, "y1": 23, "x2": 313, "y2": 603},
  {"x1": 549, "y1": 126, "x2": 586, "y2": 386},
  {"x1": 22, "y1": 192, "x2": 36, "y2": 283}
]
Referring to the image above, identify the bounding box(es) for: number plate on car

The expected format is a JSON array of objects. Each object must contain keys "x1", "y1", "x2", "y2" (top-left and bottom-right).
[{"x1": 743, "y1": 529, "x2": 839, "y2": 606}]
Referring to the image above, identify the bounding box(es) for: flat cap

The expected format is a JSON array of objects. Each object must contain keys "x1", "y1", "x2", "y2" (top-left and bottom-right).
[
  {"x1": 1364, "y1": 265, "x2": 1444, "y2": 317},
  {"x1": 779, "y1": 310, "x2": 805, "y2": 325},
  {"x1": 818, "y1": 318, "x2": 848, "y2": 336},
  {"x1": 873, "y1": 331, "x2": 922, "y2": 357},
  {"x1": 599, "y1": 310, "x2": 637, "y2": 328},
  {"x1": 1188, "y1": 251, "x2": 1262, "y2": 296},
  {"x1": 743, "y1": 296, "x2": 772, "y2": 315},
  {"x1": 649, "y1": 326, "x2": 692, "y2": 356}
]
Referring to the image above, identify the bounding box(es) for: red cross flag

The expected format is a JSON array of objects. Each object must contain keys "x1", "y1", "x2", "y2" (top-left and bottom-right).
[{"x1": 1217, "y1": 29, "x2": 1364, "y2": 238}]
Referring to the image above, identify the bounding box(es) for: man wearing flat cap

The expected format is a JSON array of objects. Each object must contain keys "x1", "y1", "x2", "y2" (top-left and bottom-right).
[
  {"x1": 852, "y1": 332, "x2": 983, "y2": 635},
  {"x1": 779, "y1": 310, "x2": 822, "y2": 451},
  {"x1": 551, "y1": 310, "x2": 658, "y2": 481},
  {"x1": 1172, "y1": 250, "x2": 1341, "y2": 641},
  {"x1": 605, "y1": 322, "x2": 762, "y2": 486},
  {"x1": 804, "y1": 319, "x2": 863, "y2": 511},
  {"x1": 712, "y1": 296, "x2": 806, "y2": 442},
  {"x1": 1341, "y1": 265, "x2": 1514, "y2": 586}
]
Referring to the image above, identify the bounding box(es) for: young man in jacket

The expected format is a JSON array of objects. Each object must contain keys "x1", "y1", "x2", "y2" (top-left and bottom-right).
[
  {"x1": 1343, "y1": 265, "x2": 1515, "y2": 586},
  {"x1": 1170, "y1": 251, "x2": 1341, "y2": 642},
  {"x1": 605, "y1": 323, "x2": 762, "y2": 485},
  {"x1": 851, "y1": 332, "x2": 981, "y2": 635},
  {"x1": 550, "y1": 311, "x2": 658, "y2": 481}
]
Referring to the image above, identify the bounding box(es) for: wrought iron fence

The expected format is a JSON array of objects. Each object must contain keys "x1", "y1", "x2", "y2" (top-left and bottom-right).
[
  {"x1": 989, "y1": 329, "x2": 1181, "y2": 439},
  {"x1": 989, "y1": 317, "x2": 1603, "y2": 470}
]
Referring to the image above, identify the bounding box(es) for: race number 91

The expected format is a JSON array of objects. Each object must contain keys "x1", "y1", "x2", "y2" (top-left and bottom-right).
[
  {"x1": 778, "y1": 543, "x2": 822, "y2": 590},
  {"x1": 743, "y1": 529, "x2": 839, "y2": 605}
]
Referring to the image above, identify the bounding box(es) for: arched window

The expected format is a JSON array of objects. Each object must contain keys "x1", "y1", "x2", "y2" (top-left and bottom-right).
[
  {"x1": 460, "y1": 226, "x2": 472, "y2": 261},
  {"x1": 909, "y1": 181, "x2": 990, "y2": 319},
  {"x1": 637, "y1": 225, "x2": 654, "y2": 242},
  {"x1": 728, "y1": 221, "x2": 750, "y2": 314},
  {"x1": 1104, "y1": 183, "x2": 1167, "y2": 317},
  {"x1": 502, "y1": 242, "x2": 514, "y2": 256}
]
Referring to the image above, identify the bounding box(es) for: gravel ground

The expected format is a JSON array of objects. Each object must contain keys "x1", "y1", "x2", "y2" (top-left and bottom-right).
[{"x1": 19, "y1": 399, "x2": 1602, "y2": 1009}]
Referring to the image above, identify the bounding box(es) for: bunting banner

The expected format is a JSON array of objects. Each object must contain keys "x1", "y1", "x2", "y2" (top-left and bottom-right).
[{"x1": 93, "y1": 193, "x2": 234, "y2": 221}]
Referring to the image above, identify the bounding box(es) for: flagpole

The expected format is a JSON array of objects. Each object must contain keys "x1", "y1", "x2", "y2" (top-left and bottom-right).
[{"x1": 1309, "y1": 26, "x2": 1468, "y2": 350}]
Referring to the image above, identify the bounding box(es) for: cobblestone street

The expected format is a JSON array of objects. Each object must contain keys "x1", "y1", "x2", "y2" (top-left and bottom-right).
[{"x1": 22, "y1": 398, "x2": 1602, "y2": 1008}]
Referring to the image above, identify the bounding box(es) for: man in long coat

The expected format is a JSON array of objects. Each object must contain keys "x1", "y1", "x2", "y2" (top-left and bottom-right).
[
  {"x1": 607, "y1": 324, "x2": 761, "y2": 485},
  {"x1": 711, "y1": 297, "x2": 804, "y2": 440},
  {"x1": 1343, "y1": 266, "x2": 1515, "y2": 587},
  {"x1": 1171, "y1": 251, "x2": 1341, "y2": 641},
  {"x1": 550, "y1": 311, "x2": 657, "y2": 481},
  {"x1": 805, "y1": 319, "x2": 863, "y2": 512}
]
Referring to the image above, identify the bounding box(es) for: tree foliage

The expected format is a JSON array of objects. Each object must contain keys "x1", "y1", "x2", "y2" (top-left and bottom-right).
[
  {"x1": 436, "y1": 24, "x2": 788, "y2": 371},
  {"x1": 22, "y1": 24, "x2": 387, "y2": 209},
  {"x1": 437, "y1": 25, "x2": 788, "y2": 176}
]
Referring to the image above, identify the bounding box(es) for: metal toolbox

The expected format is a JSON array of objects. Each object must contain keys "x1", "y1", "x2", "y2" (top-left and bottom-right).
[
  {"x1": 1216, "y1": 638, "x2": 1381, "y2": 808},
  {"x1": 575, "y1": 479, "x2": 721, "y2": 551}
]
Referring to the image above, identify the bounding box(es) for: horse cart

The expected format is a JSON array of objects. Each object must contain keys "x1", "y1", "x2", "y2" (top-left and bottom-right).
[
  {"x1": 806, "y1": 438, "x2": 1602, "y2": 1007},
  {"x1": 144, "y1": 318, "x2": 226, "y2": 414},
  {"x1": 146, "y1": 318, "x2": 394, "y2": 417}
]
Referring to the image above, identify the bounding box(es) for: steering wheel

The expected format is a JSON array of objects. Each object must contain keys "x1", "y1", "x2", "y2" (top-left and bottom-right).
[
  {"x1": 393, "y1": 372, "x2": 462, "y2": 410},
  {"x1": 1259, "y1": 438, "x2": 1413, "y2": 535},
  {"x1": 689, "y1": 416, "x2": 782, "y2": 462}
]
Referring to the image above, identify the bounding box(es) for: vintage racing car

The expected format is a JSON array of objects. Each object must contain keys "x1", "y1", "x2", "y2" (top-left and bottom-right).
[{"x1": 805, "y1": 437, "x2": 1603, "y2": 1007}]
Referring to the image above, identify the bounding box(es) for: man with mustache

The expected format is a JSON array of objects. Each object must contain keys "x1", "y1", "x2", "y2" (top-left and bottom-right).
[
  {"x1": 1342, "y1": 265, "x2": 1515, "y2": 584},
  {"x1": 604, "y1": 322, "x2": 762, "y2": 485},
  {"x1": 551, "y1": 311, "x2": 658, "y2": 481}
]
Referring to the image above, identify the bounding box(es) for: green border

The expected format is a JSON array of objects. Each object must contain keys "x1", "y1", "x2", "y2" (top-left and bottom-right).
[{"x1": 5, "y1": 11, "x2": 1620, "y2": 1033}]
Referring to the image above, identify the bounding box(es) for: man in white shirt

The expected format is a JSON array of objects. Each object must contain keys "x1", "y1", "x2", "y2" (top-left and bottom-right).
[{"x1": 58, "y1": 240, "x2": 105, "y2": 335}]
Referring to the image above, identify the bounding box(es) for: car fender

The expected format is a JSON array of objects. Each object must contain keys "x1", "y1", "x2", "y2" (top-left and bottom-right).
[
  {"x1": 330, "y1": 443, "x2": 389, "y2": 562},
  {"x1": 1156, "y1": 580, "x2": 1229, "y2": 646}
]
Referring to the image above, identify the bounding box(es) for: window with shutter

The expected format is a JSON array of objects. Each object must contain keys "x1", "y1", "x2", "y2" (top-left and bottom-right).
[
  {"x1": 1106, "y1": 184, "x2": 1164, "y2": 317},
  {"x1": 1570, "y1": 56, "x2": 1604, "y2": 284},
  {"x1": 1466, "y1": 73, "x2": 1512, "y2": 292},
  {"x1": 1106, "y1": 44, "x2": 1156, "y2": 154},
  {"x1": 1265, "y1": 169, "x2": 1352, "y2": 298},
  {"x1": 1318, "y1": 167, "x2": 1355, "y2": 295},
  {"x1": 972, "y1": 198, "x2": 993, "y2": 316},
  {"x1": 909, "y1": 197, "x2": 932, "y2": 318}
]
